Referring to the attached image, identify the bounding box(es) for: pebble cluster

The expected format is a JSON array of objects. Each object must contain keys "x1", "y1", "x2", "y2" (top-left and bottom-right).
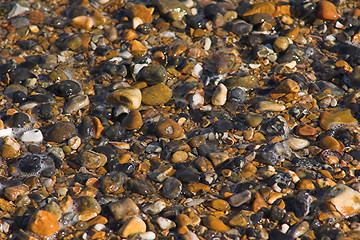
[{"x1": 1, "y1": 0, "x2": 360, "y2": 239}]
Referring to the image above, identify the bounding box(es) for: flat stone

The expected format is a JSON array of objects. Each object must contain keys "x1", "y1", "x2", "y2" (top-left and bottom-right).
[
  {"x1": 138, "y1": 64, "x2": 167, "y2": 85},
  {"x1": 20, "y1": 129, "x2": 43, "y2": 142},
  {"x1": 211, "y1": 199, "x2": 230, "y2": 211},
  {"x1": 28, "y1": 210, "x2": 60, "y2": 237},
  {"x1": 319, "y1": 136, "x2": 341, "y2": 151},
  {"x1": 109, "y1": 198, "x2": 139, "y2": 221},
  {"x1": 203, "y1": 215, "x2": 230, "y2": 232},
  {"x1": 287, "y1": 138, "x2": 310, "y2": 150},
  {"x1": 45, "y1": 122, "x2": 76, "y2": 143},
  {"x1": 229, "y1": 212, "x2": 248, "y2": 227},
  {"x1": 155, "y1": 118, "x2": 183, "y2": 139},
  {"x1": 106, "y1": 87, "x2": 142, "y2": 109},
  {"x1": 143, "y1": 201, "x2": 167, "y2": 215},
  {"x1": 320, "y1": 109, "x2": 358, "y2": 130},
  {"x1": 142, "y1": 84, "x2": 172, "y2": 106},
  {"x1": 152, "y1": 0, "x2": 190, "y2": 20},
  {"x1": 229, "y1": 190, "x2": 252, "y2": 207},
  {"x1": 79, "y1": 150, "x2": 107, "y2": 169},
  {"x1": 256, "y1": 101, "x2": 286, "y2": 112},
  {"x1": 65, "y1": 94, "x2": 90, "y2": 113},
  {"x1": 325, "y1": 184, "x2": 360, "y2": 218},
  {"x1": 118, "y1": 216, "x2": 146, "y2": 238},
  {"x1": 223, "y1": 75, "x2": 259, "y2": 89},
  {"x1": 243, "y1": 2, "x2": 276, "y2": 17},
  {"x1": 156, "y1": 217, "x2": 176, "y2": 230}
]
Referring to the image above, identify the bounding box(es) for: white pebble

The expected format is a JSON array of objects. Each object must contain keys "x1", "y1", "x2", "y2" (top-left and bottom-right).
[
  {"x1": 119, "y1": 51, "x2": 133, "y2": 59},
  {"x1": 204, "y1": 37, "x2": 211, "y2": 51},
  {"x1": 192, "y1": 63, "x2": 203, "y2": 78},
  {"x1": 94, "y1": 223, "x2": 106, "y2": 231},
  {"x1": 143, "y1": 201, "x2": 166, "y2": 215},
  {"x1": 133, "y1": 63, "x2": 148, "y2": 75},
  {"x1": 139, "y1": 231, "x2": 156, "y2": 240},
  {"x1": 0, "y1": 128, "x2": 12, "y2": 138},
  {"x1": 20, "y1": 129, "x2": 43, "y2": 142},
  {"x1": 287, "y1": 138, "x2": 310, "y2": 150},
  {"x1": 156, "y1": 217, "x2": 176, "y2": 230}
]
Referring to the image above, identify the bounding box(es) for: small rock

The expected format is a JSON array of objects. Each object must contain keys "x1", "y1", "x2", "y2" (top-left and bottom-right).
[
  {"x1": 325, "y1": 184, "x2": 360, "y2": 218},
  {"x1": 109, "y1": 198, "x2": 139, "y2": 221},
  {"x1": 142, "y1": 84, "x2": 172, "y2": 106},
  {"x1": 287, "y1": 138, "x2": 310, "y2": 150},
  {"x1": 243, "y1": 2, "x2": 276, "y2": 16},
  {"x1": 171, "y1": 150, "x2": 188, "y2": 163},
  {"x1": 143, "y1": 201, "x2": 167, "y2": 215},
  {"x1": 211, "y1": 199, "x2": 230, "y2": 211},
  {"x1": 229, "y1": 20, "x2": 253, "y2": 36},
  {"x1": 79, "y1": 150, "x2": 107, "y2": 169},
  {"x1": 256, "y1": 101, "x2": 286, "y2": 112},
  {"x1": 316, "y1": 1, "x2": 339, "y2": 21},
  {"x1": 203, "y1": 215, "x2": 230, "y2": 232},
  {"x1": 257, "y1": 140, "x2": 291, "y2": 165},
  {"x1": 319, "y1": 136, "x2": 341, "y2": 151},
  {"x1": 20, "y1": 129, "x2": 43, "y2": 142},
  {"x1": 122, "y1": 110, "x2": 143, "y2": 130},
  {"x1": 106, "y1": 87, "x2": 142, "y2": 109},
  {"x1": 28, "y1": 210, "x2": 60, "y2": 237},
  {"x1": 65, "y1": 94, "x2": 89, "y2": 113},
  {"x1": 229, "y1": 190, "x2": 252, "y2": 207},
  {"x1": 320, "y1": 109, "x2": 358, "y2": 130},
  {"x1": 162, "y1": 177, "x2": 182, "y2": 199},
  {"x1": 46, "y1": 122, "x2": 76, "y2": 143},
  {"x1": 76, "y1": 196, "x2": 101, "y2": 221},
  {"x1": 127, "y1": 179, "x2": 156, "y2": 195},
  {"x1": 273, "y1": 36, "x2": 289, "y2": 53},
  {"x1": 9, "y1": 112, "x2": 30, "y2": 128},
  {"x1": 156, "y1": 217, "x2": 176, "y2": 230},
  {"x1": 138, "y1": 64, "x2": 167, "y2": 85},
  {"x1": 288, "y1": 221, "x2": 309, "y2": 238},
  {"x1": 118, "y1": 216, "x2": 146, "y2": 238},
  {"x1": 0, "y1": 136, "x2": 21, "y2": 159},
  {"x1": 212, "y1": 83, "x2": 227, "y2": 106},
  {"x1": 155, "y1": 118, "x2": 183, "y2": 139},
  {"x1": 71, "y1": 16, "x2": 95, "y2": 30},
  {"x1": 245, "y1": 113, "x2": 263, "y2": 127},
  {"x1": 223, "y1": 75, "x2": 259, "y2": 90}
]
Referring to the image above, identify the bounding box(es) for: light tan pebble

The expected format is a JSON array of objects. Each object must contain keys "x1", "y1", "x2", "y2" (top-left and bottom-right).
[
  {"x1": 171, "y1": 151, "x2": 188, "y2": 163},
  {"x1": 156, "y1": 217, "x2": 176, "y2": 230},
  {"x1": 287, "y1": 138, "x2": 310, "y2": 150},
  {"x1": 256, "y1": 101, "x2": 286, "y2": 112},
  {"x1": 143, "y1": 201, "x2": 167, "y2": 215},
  {"x1": 139, "y1": 231, "x2": 156, "y2": 240},
  {"x1": 118, "y1": 216, "x2": 147, "y2": 238},
  {"x1": 65, "y1": 94, "x2": 90, "y2": 113},
  {"x1": 182, "y1": 231, "x2": 200, "y2": 240},
  {"x1": 208, "y1": 152, "x2": 229, "y2": 167},
  {"x1": 71, "y1": 16, "x2": 95, "y2": 30},
  {"x1": 273, "y1": 36, "x2": 289, "y2": 52},
  {"x1": 211, "y1": 83, "x2": 227, "y2": 106},
  {"x1": 28, "y1": 210, "x2": 60, "y2": 237},
  {"x1": 133, "y1": 16, "x2": 144, "y2": 29},
  {"x1": 79, "y1": 150, "x2": 107, "y2": 169},
  {"x1": 279, "y1": 79, "x2": 300, "y2": 93},
  {"x1": 325, "y1": 184, "x2": 360, "y2": 218},
  {"x1": 108, "y1": 198, "x2": 139, "y2": 221},
  {"x1": 68, "y1": 136, "x2": 82, "y2": 150},
  {"x1": 4, "y1": 184, "x2": 29, "y2": 201},
  {"x1": 106, "y1": 87, "x2": 142, "y2": 109},
  {"x1": 320, "y1": 109, "x2": 358, "y2": 130}
]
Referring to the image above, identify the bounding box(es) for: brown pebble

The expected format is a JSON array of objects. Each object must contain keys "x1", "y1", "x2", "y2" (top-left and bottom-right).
[
  {"x1": 28, "y1": 210, "x2": 60, "y2": 237},
  {"x1": 155, "y1": 118, "x2": 183, "y2": 139},
  {"x1": 71, "y1": 16, "x2": 95, "y2": 30},
  {"x1": 203, "y1": 215, "x2": 230, "y2": 232},
  {"x1": 317, "y1": 1, "x2": 339, "y2": 21},
  {"x1": 319, "y1": 136, "x2": 341, "y2": 151},
  {"x1": 122, "y1": 110, "x2": 143, "y2": 130},
  {"x1": 118, "y1": 216, "x2": 146, "y2": 238},
  {"x1": 171, "y1": 150, "x2": 188, "y2": 163}
]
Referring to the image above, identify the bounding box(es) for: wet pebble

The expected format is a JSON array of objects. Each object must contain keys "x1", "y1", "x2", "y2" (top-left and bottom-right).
[
  {"x1": 162, "y1": 177, "x2": 182, "y2": 199},
  {"x1": 28, "y1": 210, "x2": 60, "y2": 238},
  {"x1": 45, "y1": 122, "x2": 76, "y2": 143},
  {"x1": 142, "y1": 84, "x2": 172, "y2": 106}
]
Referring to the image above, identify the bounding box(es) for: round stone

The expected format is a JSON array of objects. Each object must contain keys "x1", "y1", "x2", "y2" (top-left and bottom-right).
[
  {"x1": 142, "y1": 84, "x2": 172, "y2": 106},
  {"x1": 319, "y1": 136, "x2": 341, "y2": 151},
  {"x1": 71, "y1": 16, "x2": 95, "y2": 30},
  {"x1": 106, "y1": 87, "x2": 142, "y2": 109},
  {"x1": 109, "y1": 198, "x2": 140, "y2": 221},
  {"x1": 9, "y1": 112, "x2": 30, "y2": 128},
  {"x1": 76, "y1": 196, "x2": 101, "y2": 221},
  {"x1": 162, "y1": 177, "x2": 182, "y2": 199},
  {"x1": 138, "y1": 64, "x2": 167, "y2": 85},
  {"x1": 316, "y1": 1, "x2": 339, "y2": 21},
  {"x1": 287, "y1": 138, "x2": 310, "y2": 150},
  {"x1": 245, "y1": 113, "x2": 263, "y2": 127},
  {"x1": 100, "y1": 172, "x2": 125, "y2": 194},
  {"x1": 28, "y1": 210, "x2": 60, "y2": 237},
  {"x1": 155, "y1": 118, "x2": 183, "y2": 139},
  {"x1": 211, "y1": 199, "x2": 231, "y2": 211},
  {"x1": 122, "y1": 110, "x2": 143, "y2": 130},
  {"x1": 38, "y1": 103, "x2": 61, "y2": 120},
  {"x1": 79, "y1": 150, "x2": 107, "y2": 169},
  {"x1": 273, "y1": 36, "x2": 289, "y2": 52},
  {"x1": 45, "y1": 122, "x2": 76, "y2": 143},
  {"x1": 127, "y1": 179, "x2": 156, "y2": 195},
  {"x1": 203, "y1": 215, "x2": 230, "y2": 232},
  {"x1": 212, "y1": 83, "x2": 227, "y2": 106},
  {"x1": 52, "y1": 80, "x2": 81, "y2": 98},
  {"x1": 229, "y1": 20, "x2": 253, "y2": 36},
  {"x1": 118, "y1": 216, "x2": 146, "y2": 238},
  {"x1": 18, "y1": 154, "x2": 42, "y2": 174},
  {"x1": 65, "y1": 94, "x2": 90, "y2": 113},
  {"x1": 223, "y1": 75, "x2": 259, "y2": 90},
  {"x1": 229, "y1": 190, "x2": 252, "y2": 207},
  {"x1": 171, "y1": 150, "x2": 188, "y2": 163}
]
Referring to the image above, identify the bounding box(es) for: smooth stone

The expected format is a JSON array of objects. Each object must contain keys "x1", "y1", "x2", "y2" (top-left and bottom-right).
[
  {"x1": 243, "y1": 2, "x2": 276, "y2": 16},
  {"x1": 287, "y1": 138, "x2": 310, "y2": 150},
  {"x1": 182, "y1": 231, "x2": 200, "y2": 240},
  {"x1": 245, "y1": 113, "x2": 263, "y2": 127},
  {"x1": 211, "y1": 199, "x2": 230, "y2": 211},
  {"x1": 10, "y1": 17, "x2": 30, "y2": 29},
  {"x1": 229, "y1": 20, "x2": 253, "y2": 36},
  {"x1": 162, "y1": 177, "x2": 182, "y2": 199},
  {"x1": 18, "y1": 154, "x2": 42, "y2": 174},
  {"x1": 288, "y1": 221, "x2": 309, "y2": 238},
  {"x1": 138, "y1": 64, "x2": 167, "y2": 85},
  {"x1": 203, "y1": 215, "x2": 230, "y2": 232},
  {"x1": 263, "y1": 115, "x2": 289, "y2": 137},
  {"x1": 109, "y1": 198, "x2": 139, "y2": 221},
  {"x1": 53, "y1": 80, "x2": 81, "y2": 98},
  {"x1": 256, "y1": 101, "x2": 286, "y2": 112},
  {"x1": 279, "y1": 78, "x2": 300, "y2": 93},
  {"x1": 130, "y1": 4, "x2": 153, "y2": 24},
  {"x1": 106, "y1": 87, "x2": 142, "y2": 109},
  {"x1": 79, "y1": 150, "x2": 107, "y2": 169},
  {"x1": 142, "y1": 84, "x2": 172, "y2": 106},
  {"x1": 319, "y1": 136, "x2": 341, "y2": 151},
  {"x1": 127, "y1": 179, "x2": 156, "y2": 195},
  {"x1": 8, "y1": 4, "x2": 29, "y2": 18},
  {"x1": 28, "y1": 210, "x2": 60, "y2": 237},
  {"x1": 157, "y1": 217, "x2": 176, "y2": 230},
  {"x1": 4, "y1": 84, "x2": 28, "y2": 98},
  {"x1": 71, "y1": 16, "x2": 95, "y2": 30},
  {"x1": 229, "y1": 213, "x2": 248, "y2": 227},
  {"x1": 273, "y1": 36, "x2": 289, "y2": 53},
  {"x1": 257, "y1": 140, "x2": 291, "y2": 165},
  {"x1": 44, "y1": 201, "x2": 62, "y2": 221},
  {"x1": 212, "y1": 83, "x2": 227, "y2": 106},
  {"x1": 38, "y1": 103, "x2": 61, "y2": 119},
  {"x1": 229, "y1": 190, "x2": 252, "y2": 207},
  {"x1": 45, "y1": 122, "x2": 76, "y2": 143},
  {"x1": 152, "y1": 0, "x2": 190, "y2": 20},
  {"x1": 155, "y1": 118, "x2": 183, "y2": 139},
  {"x1": 171, "y1": 150, "x2": 188, "y2": 163},
  {"x1": 0, "y1": 136, "x2": 20, "y2": 159},
  {"x1": 122, "y1": 110, "x2": 143, "y2": 130},
  {"x1": 65, "y1": 94, "x2": 90, "y2": 113},
  {"x1": 143, "y1": 201, "x2": 167, "y2": 215},
  {"x1": 118, "y1": 216, "x2": 146, "y2": 238},
  {"x1": 9, "y1": 112, "x2": 30, "y2": 128},
  {"x1": 223, "y1": 75, "x2": 259, "y2": 89},
  {"x1": 188, "y1": 135, "x2": 206, "y2": 148},
  {"x1": 76, "y1": 196, "x2": 101, "y2": 221},
  {"x1": 320, "y1": 109, "x2": 358, "y2": 130},
  {"x1": 177, "y1": 214, "x2": 191, "y2": 226},
  {"x1": 100, "y1": 172, "x2": 125, "y2": 194},
  {"x1": 325, "y1": 184, "x2": 360, "y2": 218},
  {"x1": 316, "y1": 1, "x2": 339, "y2": 21},
  {"x1": 4, "y1": 184, "x2": 28, "y2": 201}
]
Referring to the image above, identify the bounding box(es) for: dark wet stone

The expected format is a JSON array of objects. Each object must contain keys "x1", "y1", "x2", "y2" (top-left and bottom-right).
[
  {"x1": 103, "y1": 122, "x2": 125, "y2": 141},
  {"x1": 204, "y1": 4, "x2": 222, "y2": 20},
  {"x1": 0, "y1": 61, "x2": 15, "y2": 75},
  {"x1": 101, "y1": 62, "x2": 127, "y2": 77},
  {"x1": 12, "y1": 91, "x2": 28, "y2": 103},
  {"x1": 40, "y1": 157, "x2": 56, "y2": 177},
  {"x1": 262, "y1": 115, "x2": 289, "y2": 137},
  {"x1": 197, "y1": 140, "x2": 219, "y2": 157},
  {"x1": 230, "y1": 88, "x2": 247, "y2": 103},
  {"x1": 316, "y1": 80, "x2": 345, "y2": 97},
  {"x1": 28, "y1": 144, "x2": 42, "y2": 154},
  {"x1": 248, "y1": 13, "x2": 275, "y2": 29},
  {"x1": 250, "y1": 211, "x2": 264, "y2": 225},
  {"x1": 10, "y1": 17, "x2": 30, "y2": 28},
  {"x1": 137, "y1": 23, "x2": 153, "y2": 34},
  {"x1": 186, "y1": 14, "x2": 206, "y2": 29},
  {"x1": 115, "y1": 163, "x2": 136, "y2": 176},
  {"x1": 176, "y1": 168, "x2": 200, "y2": 183},
  {"x1": 9, "y1": 112, "x2": 30, "y2": 128},
  {"x1": 94, "y1": 46, "x2": 110, "y2": 56},
  {"x1": 100, "y1": 172, "x2": 125, "y2": 194},
  {"x1": 295, "y1": 192, "x2": 313, "y2": 218},
  {"x1": 4, "y1": 84, "x2": 28, "y2": 98},
  {"x1": 38, "y1": 103, "x2": 61, "y2": 120},
  {"x1": 235, "y1": 181, "x2": 258, "y2": 193},
  {"x1": 137, "y1": 64, "x2": 167, "y2": 85},
  {"x1": 29, "y1": 94, "x2": 54, "y2": 103},
  {"x1": 78, "y1": 116, "x2": 95, "y2": 139},
  {"x1": 277, "y1": 45, "x2": 304, "y2": 64},
  {"x1": 229, "y1": 20, "x2": 253, "y2": 36},
  {"x1": 94, "y1": 145, "x2": 117, "y2": 161},
  {"x1": 17, "y1": 40, "x2": 36, "y2": 50},
  {"x1": 270, "y1": 205, "x2": 285, "y2": 222},
  {"x1": 269, "y1": 229, "x2": 292, "y2": 240},
  {"x1": 205, "y1": 109, "x2": 231, "y2": 121},
  {"x1": 9, "y1": 68, "x2": 37, "y2": 85},
  {"x1": 257, "y1": 140, "x2": 292, "y2": 166},
  {"x1": 127, "y1": 179, "x2": 156, "y2": 195},
  {"x1": 45, "y1": 122, "x2": 76, "y2": 143},
  {"x1": 214, "y1": 120, "x2": 233, "y2": 133},
  {"x1": 18, "y1": 154, "x2": 41, "y2": 174},
  {"x1": 269, "y1": 173, "x2": 292, "y2": 189},
  {"x1": 162, "y1": 177, "x2": 182, "y2": 199},
  {"x1": 52, "y1": 80, "x2": 81, "y2": 98},
  {"x1": 69, "y1": 6, "x2": 89, "y2": 18},
  {"x1": 289, "y1": 105, "x2": 308, "y2": 120}
]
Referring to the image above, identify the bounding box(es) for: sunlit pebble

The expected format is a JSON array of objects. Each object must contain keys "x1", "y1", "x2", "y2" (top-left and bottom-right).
[
  {"x1": 0, "y1": 128, "x2": 12, "y2": 137},
  {"x1": 204, "y1": 37, "x2": 211, "y2": 51},
  {"x1": 192, "y1": 63, "x2": 203, "y2": 78},
  {"x1": 133, "y1": 63, "x2": 148, "y2": 75},
  {"x1": 94, "y1": 223, "x2": 106, "y2": 231},
  {"x1": 281, "y1": 224, "x2": 290, "y2": 233},
  {"x1": 133, "y1": 17, "x2": 144, "y2": 29},
  {"x1": 68, "y1": 136, "x2": 81, "y2": 150},
  {"x1": 119, "y1": 51, "x2": 133, "y2": 59}
]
